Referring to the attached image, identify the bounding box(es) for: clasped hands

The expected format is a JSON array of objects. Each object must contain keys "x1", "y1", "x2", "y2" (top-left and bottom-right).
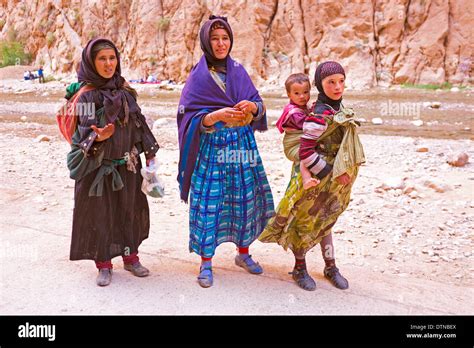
[{"x1": 205, "y1": 100, "x2": 257, "y2": 125}]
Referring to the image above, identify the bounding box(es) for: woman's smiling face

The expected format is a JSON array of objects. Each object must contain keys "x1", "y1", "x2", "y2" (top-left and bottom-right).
[
  {"x1": 210, "y1": 28, "x2": 230, "y2": 60},
  {"x1": 94, "y1": 48, "x2": 117, "y2": 79}
]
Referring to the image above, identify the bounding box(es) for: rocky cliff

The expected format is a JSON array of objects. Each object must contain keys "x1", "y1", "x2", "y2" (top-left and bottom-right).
[{"x1": 0, "y1": 0, "x2": 472, "y2": 88}]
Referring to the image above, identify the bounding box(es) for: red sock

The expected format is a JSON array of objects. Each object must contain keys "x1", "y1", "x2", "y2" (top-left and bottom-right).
[
  {"x1": 201, "y1": 256, "x2": 212, "y2": 262},
  {"x1": 238, "y1": 247, "x2": 249, "y2": 255},
  {"x1": 122, "y1": 252, "x2": 139, "y2": 265},
  {"x1": 295, "y1": 258, "x2": 306, "y2": 270},
  {"x1": 95, "y1": 260, "x2": 113, "y2": 270}
]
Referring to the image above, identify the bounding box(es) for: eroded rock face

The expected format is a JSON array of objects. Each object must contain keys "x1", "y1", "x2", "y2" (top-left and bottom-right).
[{"x1": 1, "y1": 0, "x2": 472, "y2": 88}]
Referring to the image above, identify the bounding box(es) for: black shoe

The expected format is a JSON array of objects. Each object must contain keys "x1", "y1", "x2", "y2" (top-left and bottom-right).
[
  {"x1": 324, "y1": 266, "x2": 349, "y2": 290},
  {"x1": 289, "y1": 268, "x2": 316, "y2": 291},
  {"x1": 96, "y1": 268, "x2": 112, "y2": 286}
]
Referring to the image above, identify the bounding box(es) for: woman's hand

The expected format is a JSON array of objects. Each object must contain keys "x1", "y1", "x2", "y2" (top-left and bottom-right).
[
  {"x1": 146, "y1": 156, "x2": 155, "y2": 167},
  {"x1": 204, "y1": 107, "x2": 245, "y2": 126},
  {"x1": 335, "y1": 173, "x2": 352, "y2": 185},
  {"x1": 234, "y1": 100, "x2": 257, "y2": 115},
  {"x1": 91, "y1": 123, "x2": 115, "y2": 142}
]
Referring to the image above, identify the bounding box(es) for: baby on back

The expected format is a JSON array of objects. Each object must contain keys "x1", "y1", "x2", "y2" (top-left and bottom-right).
[{"x1": 276, "y1": 73, "x2": 329, "y2": 189}]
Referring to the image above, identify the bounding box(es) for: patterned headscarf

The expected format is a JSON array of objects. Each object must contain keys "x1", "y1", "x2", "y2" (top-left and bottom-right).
[{"x1": 314, "y1": 61, "x2": 346, "y2": 110}]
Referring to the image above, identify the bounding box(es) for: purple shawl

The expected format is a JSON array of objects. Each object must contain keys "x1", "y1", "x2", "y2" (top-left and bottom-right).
[{"x1": 177, "y1": 55, "x2": 267, "y2": 202}]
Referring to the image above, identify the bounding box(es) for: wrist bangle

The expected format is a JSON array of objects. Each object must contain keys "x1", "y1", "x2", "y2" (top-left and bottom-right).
[{"x1": 252, "y1": 102, "x2": 258, "y2": 115}]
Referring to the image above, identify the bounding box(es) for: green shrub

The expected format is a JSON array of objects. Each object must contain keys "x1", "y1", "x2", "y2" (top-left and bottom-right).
[
  {"x1": 46, "y1": 32, "x2": 55, "y2": 47},
  {"x1": 44, "y1": 75, "x2": 57, "y2": 83},
  {"x1": 39, "y1": 19, "x2": 48, "y2": 31},
  {"x1": 88, "y1": 30, "x2": 98, "y2": 40},
  {"x1": 0, "y1": 40, "x2": 31, "y2": 67},
  {"x1": 156, "y1": 17, "x2": 170, "y2": 31},
  {"x1": 401, "y1": 82, "x2": 453, "y2": 90}
]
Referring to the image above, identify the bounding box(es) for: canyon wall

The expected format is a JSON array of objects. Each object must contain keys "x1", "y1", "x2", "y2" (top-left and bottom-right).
[{"x1": 0, "y1": 0, "x2": 472, "y2": 88}]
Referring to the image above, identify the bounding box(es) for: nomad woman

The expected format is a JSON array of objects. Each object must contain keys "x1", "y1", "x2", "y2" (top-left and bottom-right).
[
  {"x1": 259, "y1": 61, "x2": 365, "y2": 291},
  {"x1": 67, "y1": 38, "x2": 159, "y2": 286},
  {"x1": 177, "y1": 16, "x2": 274, "y2": 288}
]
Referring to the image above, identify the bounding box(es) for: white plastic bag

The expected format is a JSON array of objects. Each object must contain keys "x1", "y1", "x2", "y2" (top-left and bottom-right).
[{"x1": 141, "y1": 158, "x2": 165, "y2": 198}]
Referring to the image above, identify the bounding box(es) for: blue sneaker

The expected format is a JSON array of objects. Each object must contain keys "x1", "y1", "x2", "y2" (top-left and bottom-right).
[
  {"x1": 197, "y1": 265, "x2": 213, "y2": 288},
  {"x1": 324, "y1": 266, "x2": 349, "y2": 290},
  {"x1": 234, "y1": 254, "x2": 263, "y2": 275}
]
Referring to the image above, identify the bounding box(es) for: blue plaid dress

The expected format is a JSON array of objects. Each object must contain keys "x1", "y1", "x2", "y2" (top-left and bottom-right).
[{"x1": 189, "y1": 124, "x2": 274, "y2": 257}]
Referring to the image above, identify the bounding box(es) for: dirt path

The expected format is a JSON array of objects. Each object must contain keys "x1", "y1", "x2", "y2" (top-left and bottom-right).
[
  {"x1": 0, "y1": 221, "x2": 469, "y2": 315},
  {"x1": 0, "y1": 121, "x2": 472, "y2": 314}
]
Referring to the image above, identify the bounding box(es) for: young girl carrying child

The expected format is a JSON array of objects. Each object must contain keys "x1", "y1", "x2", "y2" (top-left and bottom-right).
[{"x1": 260, "y1": 61, "x2": 365, "y2": 291}]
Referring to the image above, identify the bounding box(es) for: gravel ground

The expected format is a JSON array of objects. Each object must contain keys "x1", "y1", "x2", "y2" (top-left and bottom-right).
[{"x1": 0, "y1": 117, "x2": 472, "y2": 314}]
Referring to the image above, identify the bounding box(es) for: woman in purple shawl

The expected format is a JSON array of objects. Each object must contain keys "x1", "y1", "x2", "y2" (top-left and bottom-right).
[
  {"x1": 67, "y1": 38, "x2": 159, "y2": 286},
  {"x1": 177, "y1": 16, "x2": 274, "y2": 288}
]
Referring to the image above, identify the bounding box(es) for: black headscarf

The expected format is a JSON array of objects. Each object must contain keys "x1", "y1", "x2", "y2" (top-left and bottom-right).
[
  {"x1": 199, "y1": 15, "x2": 233, "y2": 73},
  {"x1": 314, "y1": 61, "x2": 346, "y2": 111},
  {"x1": 77, "y1": 38, "x2": 138, "y2": 125}
]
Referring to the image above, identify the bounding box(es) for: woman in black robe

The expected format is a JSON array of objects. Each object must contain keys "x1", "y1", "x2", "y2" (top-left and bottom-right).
[{"x1": 67, "y1": 38, "x2": 159, "y2": 286}]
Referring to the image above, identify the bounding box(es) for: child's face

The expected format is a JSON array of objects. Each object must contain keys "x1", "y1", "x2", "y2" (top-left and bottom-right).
[
  {"x1": 322, "y1": 73, "x2": 345, "y2": 100},
  {"x1": 288, "y1": 82, "x2": 310, "y2": 107}
]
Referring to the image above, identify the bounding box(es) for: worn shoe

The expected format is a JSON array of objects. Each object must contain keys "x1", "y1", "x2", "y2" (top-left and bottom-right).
[
  {"x1": 324, "y1": 266, "x2": 349, "y2": 290},
  {"x1": 234, "y1": 254, "x2": 263, "y2": 274},
  {"x1": 96, "y1": 268, "x2": 112, "y2": 287},
  {"x1": 124, "y1": 261, "x2": 150, "y2": 277},
  {"x1": 289, "y1": 268, "x2": 316, "y2": 291},
  {"x1": 197, "y1": 266, "x2": 213, "y2": 288}
]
